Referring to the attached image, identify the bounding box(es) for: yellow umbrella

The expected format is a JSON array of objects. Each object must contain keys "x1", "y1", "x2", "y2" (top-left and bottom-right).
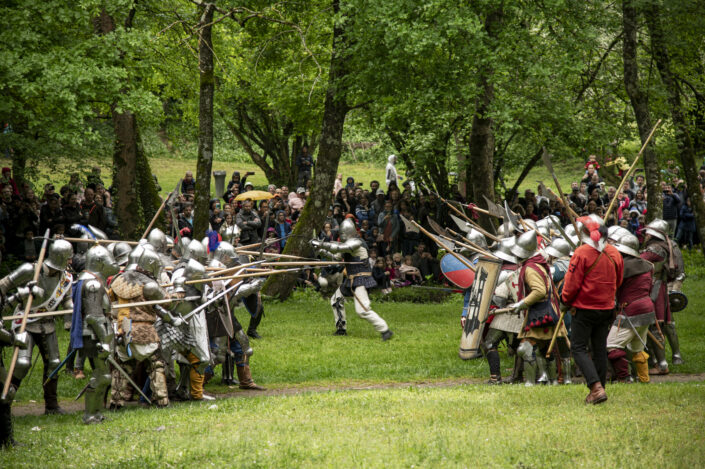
[{"x1": 233, "y1": 190, "x2": 274, "y2": 201}]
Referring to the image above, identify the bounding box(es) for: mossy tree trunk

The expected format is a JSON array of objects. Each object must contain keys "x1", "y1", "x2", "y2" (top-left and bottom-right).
[
  {"x1": 97, "y1": 8, "x2": 160, "y2": 240},
  {"x1": 262, "y1": 0, "x2": 349, "y2": 299}
]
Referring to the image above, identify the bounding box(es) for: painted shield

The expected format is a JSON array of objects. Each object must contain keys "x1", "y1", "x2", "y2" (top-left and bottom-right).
[{"x1": 441, "y1": 253, "x2": 475, "y2": 289}]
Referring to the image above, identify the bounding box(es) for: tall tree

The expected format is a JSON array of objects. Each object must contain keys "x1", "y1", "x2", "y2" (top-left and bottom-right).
[
  {"x1": 193, "y1": 2, "x2": 216, "y2": 239},
  {"x1": 622, "y1": 0, "x2": 662, "y2": 221},
  {"x1": 644, "y1": 0, "x2": 705, "y2": 254},
  {"x1": 467, "y1": 5, "x2": 503, "y2": 231},
  {"x1": 95, "y1": 7, "x2": 161, "y2": 240},
  {"x1": 263, "y1": 0, "x2": 350, "y2": 299}
]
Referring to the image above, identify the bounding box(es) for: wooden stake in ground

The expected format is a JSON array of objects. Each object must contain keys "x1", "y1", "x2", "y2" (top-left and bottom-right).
[
  {"x1": 2, "y1": 228, "x2": 51, "y2": 400},
  {"x1": 604, "y1": 119, "x2": 662, "y2": 220}
]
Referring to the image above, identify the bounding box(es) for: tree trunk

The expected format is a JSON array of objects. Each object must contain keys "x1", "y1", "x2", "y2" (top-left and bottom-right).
[
  {"x1": 194, "y1": 3, "x2": 215, "y2": 239},
  {"x1": 467, "y1": 6, "x2": 502, "y2": 231},
  {"x1": 645, "y1": 1, "x2": 705, "y2": 256},
  {"x1": 622, "y1": 0, "x2": 662, "y2": 221},
  {"x1": 262, "y1": 0, "x2": 349, "y2": 299},
  {"x1": 453, "y1": 131, "x2": 467, "y2": 199},
  {"x1": 97, "y1": 8, "x2": 160, "y2": 240},
  {"x1": 505, "y1": 146, "x2": 542, "y2": 203},
  {"x1": 9, "y1": 120, "x2": 27, "y2": 189}
]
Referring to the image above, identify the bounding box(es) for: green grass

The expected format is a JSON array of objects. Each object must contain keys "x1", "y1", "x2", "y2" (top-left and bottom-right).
[
  {"x1": 0, "y1": 155, "x2": 385, "y2": 199},
  {"x1": 11, "y1": 269, "x2": 705, "y2": 403},
  {"x1": 5, "y1": 383, "x2": 705, "y2": 468}
]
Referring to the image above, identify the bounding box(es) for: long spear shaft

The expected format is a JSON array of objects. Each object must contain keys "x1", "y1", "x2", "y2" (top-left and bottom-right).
[
  {"x1": 604, "y1": 119, "x2": 662, "y2": 220},
  {"x1": 2, "y1": 229, "x2": 51, "y2": 400},
  {"x1": 406, "y1": 217, "x2": 476, "y2": 272}
]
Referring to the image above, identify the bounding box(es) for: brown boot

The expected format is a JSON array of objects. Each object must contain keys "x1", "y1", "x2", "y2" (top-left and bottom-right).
[
  {"x1": 236, "y1": 365, "x2": 265, "y2": 390},
  {"x1": 585, "y1": 382, "x2": 608, "y2": 405}
]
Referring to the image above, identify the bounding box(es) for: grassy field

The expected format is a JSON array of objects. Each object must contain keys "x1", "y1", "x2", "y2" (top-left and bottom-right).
[{"x1": 5, "y1": 383, "x2": 705, "y2": 468}]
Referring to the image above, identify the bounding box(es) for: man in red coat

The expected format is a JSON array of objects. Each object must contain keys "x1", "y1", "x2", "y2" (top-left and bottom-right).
[{"x1": 562, "y1": 215, "x2": 623, "y2": 404}]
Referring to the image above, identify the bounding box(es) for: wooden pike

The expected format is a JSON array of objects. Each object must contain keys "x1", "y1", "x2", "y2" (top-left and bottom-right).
[
  {"x1": 188, "y1": 268, "x2": 301, "y2": 285},
  {"x1": 141, "y1": 190, "x2": 174, "y2": 240},
  {"x1": 2, "y1": 229, "x2": 51, "y2": 400},
  {"x1": 60, "y1": 237, "x2": 139, "y2": 246},
  {"x1": 405, "y1": 216, "x2": 476, "y2": 272},
  {"x1": 541, "y1": 148, "x2": 582, "y2": 243},
  {"x1": 236, "y1": 250, "x2": 308, "y2": 260},
  {"x1": 445, "y1": 227, "x2": 498, "y2": 259},
  {"x1": 604, "y1": 119, "x2": 662, "y2": 220}
]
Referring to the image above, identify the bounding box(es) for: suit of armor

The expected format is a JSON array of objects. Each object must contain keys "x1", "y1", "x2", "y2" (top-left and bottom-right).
[
  {"x1": 108, "y1": 246, "x2": 169, "y2": 408},
  {"x1": 311, "y1": 219, "x2": 392, "y2": 340},
  {"x1": 74, "y1": 245, "x2": 119, "y2": 423},
  {"x1": 0, "y1": 240, "x2": 74, "y2": 414}
]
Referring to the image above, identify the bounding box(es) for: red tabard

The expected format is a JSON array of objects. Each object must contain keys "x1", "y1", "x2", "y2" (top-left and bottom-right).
[
  {"x1": 562, "y1": 244, "x2": 624, "y2": 310},
  {"x1": 617, "y1": 271, "x2": 654, "y2": 317}
]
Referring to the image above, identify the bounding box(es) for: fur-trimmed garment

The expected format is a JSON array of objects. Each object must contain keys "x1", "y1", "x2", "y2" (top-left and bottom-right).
[{"x1": 109, "y1": 272, "x2": 160, "y2": 345}]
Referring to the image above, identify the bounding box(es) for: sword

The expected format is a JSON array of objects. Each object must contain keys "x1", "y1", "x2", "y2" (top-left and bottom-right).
[
  {"x1": 44, "y1": 348, "x2": 77, "y2": 386},
  {"x1": 107, "y1": 355, "x2": 152, "y2": 405},
  {"x1": 75, "y1": 382, "x2": 91, "y2": 401},
  {"x1": 620, "y1": 314, "x2": 649, "y2": 351}
]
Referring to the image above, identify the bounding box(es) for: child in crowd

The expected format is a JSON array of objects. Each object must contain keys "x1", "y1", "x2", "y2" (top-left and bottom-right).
[{"x1": 398, "y1": 255, "x2": 423, "y2": 284}]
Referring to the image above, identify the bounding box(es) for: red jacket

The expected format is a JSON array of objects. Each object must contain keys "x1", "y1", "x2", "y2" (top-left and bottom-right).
[{"x1": 562, "y1": 244, "x2": 623, "y2": 310}]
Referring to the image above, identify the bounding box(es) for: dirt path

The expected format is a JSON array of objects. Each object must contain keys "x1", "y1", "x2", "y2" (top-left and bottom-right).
[{"x1": 12, "y1": 373, "x2": 705, "y2": 417}]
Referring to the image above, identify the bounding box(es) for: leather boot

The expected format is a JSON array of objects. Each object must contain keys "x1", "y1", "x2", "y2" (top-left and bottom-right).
[
  {"x1": 523, "y1": 359, "x2": 537, "y2": 387},
  {"x1": 561, "y1": 358, "x2": 572, "y2": 385},
  {"x1": 43, "y1": 378, "x2": 65, "y2": 415},
  {"x1": 236, "y1": 364, "x2": 265, "y2": 390},
  {"x1": 662, "y1": 323, "x2": 684, "y2": 365},
  {"x1": 504, "y1": 356, "x2": 523, "y2": 384},
  {"x1": 247, "y1": 311, "x2": 263, "y2": 339},
  {"x1": 585, "y1": 381, "x2": 608, "y2": 405},
  {"x1": 632, "y1": 351, "x2": 650, "y2": 383}
]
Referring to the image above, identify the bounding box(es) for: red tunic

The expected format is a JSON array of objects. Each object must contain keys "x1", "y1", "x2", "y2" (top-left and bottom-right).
[{"x1": 562, "y1": 244, "x2": 623, "y2": 310}]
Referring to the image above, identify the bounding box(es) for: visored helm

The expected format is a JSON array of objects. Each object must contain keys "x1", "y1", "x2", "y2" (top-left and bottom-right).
[
  {"x1": 45, "y1": 239, "x2": 74, "y2": 271},
  {"x1": 184, "y1": 259, "x2": 206, "y2": 291},
  {"x1": 511, "y1": 231, "x2": 538, "y2": 261},
  {"x1": 126, "y1": 245, "x2": 162, "y2": 278},
  {"x1": 339, "y1": 218, "x2": 358, "y2": 242},
  {"x1": 147, "y1": 228, "x2": 168, "y2": 253},
  {"x1": 84, "y1": 245, "x2": 119, "y2": 279},
  {"x1": 493, "y1": 237, "x2": 518, "y2": 264},
  {"x1": 186, "y1": 239, "x2": 208, "y2": 264},
  {"x1": 112, "y1": 242, "x2": 131, "y2": 266},
  {"x1": 615, "y1": 233, "x2": 641, "y2": 258},
  {"x1": 645, "y1": 219, "x2": 669, "y2": 241},
  {"x1": 465, "y1": 229, "x2": 488, "y2": 250},
  {"x1": 607, "y1": 226, "x2": 630, "y2": 245},
  {"x1": 545, "y1": 238, "x2": 571, "y2": 259},
  {"x1": 213, "y1": 241, "x2": 238, "y2": 267}
]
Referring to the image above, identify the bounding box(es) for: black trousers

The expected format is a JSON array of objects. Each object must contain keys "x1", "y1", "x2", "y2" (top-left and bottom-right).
[{"x1": 571, "y1": 308, "x2": 613, "y2": 388}]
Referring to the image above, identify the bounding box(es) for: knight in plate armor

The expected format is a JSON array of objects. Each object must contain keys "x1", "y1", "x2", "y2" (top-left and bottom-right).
[
  {"x1": 108, "y1": 245, "x2": 169, "y2": 408},
  {"x1": 0, "y1": 239, "x2": 74, "y2": 414},
  {"x1": 71, "y1": 245, "x2": 119, "y2": 423},
  {"x1": 311, "y1": 218, "x2": 393, "y2": 340}
]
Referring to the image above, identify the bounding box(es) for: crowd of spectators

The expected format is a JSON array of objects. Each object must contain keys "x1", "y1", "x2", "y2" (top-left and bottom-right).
[{"x1": 2, "y1": 152, "x2": 703, "y2": 285}]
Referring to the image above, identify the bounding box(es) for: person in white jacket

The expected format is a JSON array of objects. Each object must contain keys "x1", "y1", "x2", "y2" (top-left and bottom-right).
[{"x1": 385, "y1": 155, "x2": 402, "y2": 188}]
